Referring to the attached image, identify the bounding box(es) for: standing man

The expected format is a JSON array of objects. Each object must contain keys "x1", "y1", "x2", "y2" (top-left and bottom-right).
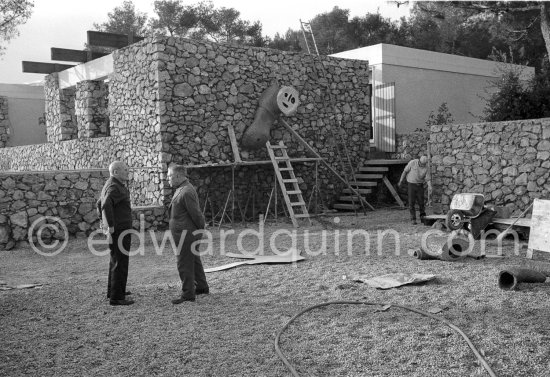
[
  {"x1": 167, "y1": 165, "x2": 209, "y2": 304},
  {"x1": 398, "y1": 155, "x2": 432, "y2": 225},
  {"x1": 97, "y1": 161, "x2": 134, "y2": 306}
]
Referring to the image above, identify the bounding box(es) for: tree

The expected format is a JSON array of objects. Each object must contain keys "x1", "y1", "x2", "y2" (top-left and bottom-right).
[
  {"x1": 196, "y1": 3, "x2": 265, "y2": 46},
  {"x1": 483, "y1": 60, "x2": 550, "y2": 121},
  {"x1": 0, "y1": 0, "x2": 33, "y2": 56},
  {"x1": 412, "y1": 2, "x2": 550, "y2": 68},
  {"x1": 526, "y1": 60, "x2": 550, "y2": 117},
  {"x1": 149, "y1": 0, "x2": 199, "y2": 37},
  {"x1": 425, "y1": 102, "x2": 454, "y2": 128},
  {"x1": 482, "y1": 67, "x2": 530, "y2": 121},
  {"x1": 93, "y1": 0, "x2": 148, "y2": 36},
  {"x1": 348, "y1": 13, "x2": 406, "y2": 48},
  {"x1": 267, "y1": 30, "x2": 303, "y2": 52},
  {"x1": 307, "y1": 7, "x2": 354, "y2": 55}
]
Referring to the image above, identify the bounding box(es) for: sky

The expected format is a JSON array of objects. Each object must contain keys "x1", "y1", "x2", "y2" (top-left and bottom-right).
[{"x1": 0, "y1": 0, "x2": 410, "y2": 85}]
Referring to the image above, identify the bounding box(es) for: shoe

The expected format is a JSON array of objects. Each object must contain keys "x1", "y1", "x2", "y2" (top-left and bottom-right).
[
  {"x1": 196, "y1": 288, "x2": 209, "y2": 295},
  {"x1": 109, "y1": 299, "x2": 134, "y2": 306},
  {"x1": 107, "y1": 291, "x2": 132, "y2": 299},
  {"x1": 172, "y1": 296, "x2": 195, "y2": 304}
]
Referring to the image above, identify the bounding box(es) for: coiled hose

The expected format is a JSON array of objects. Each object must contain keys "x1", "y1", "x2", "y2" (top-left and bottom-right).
[{"x1": 274, "y1": 300, "x2": 497, "y2": 377}]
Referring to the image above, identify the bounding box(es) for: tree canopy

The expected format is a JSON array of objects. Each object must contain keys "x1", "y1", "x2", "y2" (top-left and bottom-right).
[
  {"x1": 0, "y1": 0, "x2": 33, "y2": 57},
  {"x1": 88, "y1": 1, "x2": 550, "y2": 122},
  {"x1": 93, "y1": 0, "x2": 148, "y2": 36},
  {"x1": 148, "y1": 0, "x2": 199, "y2": 37},
  {"x1": 94, "y1": 0, "x2": 266, "y2": 47}
]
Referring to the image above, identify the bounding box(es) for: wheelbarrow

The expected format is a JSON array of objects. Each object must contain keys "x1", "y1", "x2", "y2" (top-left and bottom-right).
[{"x1": 445, "y1": 193, "x2": 486, "y2": 231}]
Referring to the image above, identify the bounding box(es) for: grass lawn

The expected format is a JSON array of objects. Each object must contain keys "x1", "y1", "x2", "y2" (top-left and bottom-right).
[{"x1": 1, "y1": 209, "x2": 550, "y2": 377}]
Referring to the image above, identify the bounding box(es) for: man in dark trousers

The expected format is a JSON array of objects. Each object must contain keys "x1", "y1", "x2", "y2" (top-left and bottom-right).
[
  {"x1": 97, "y1": 161, "x2": 134, "y2": 306},
  {"x1": 398, "y1": 155, "x2": 432, "y2": 225},
  {"x1": 167, "y1": 164, "x2": 209, "y2": 304}
]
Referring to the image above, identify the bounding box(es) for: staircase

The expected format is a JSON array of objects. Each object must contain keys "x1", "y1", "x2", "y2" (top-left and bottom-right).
[{"x1": 333, "y1": 159, "x2": 408, "y2": 211}]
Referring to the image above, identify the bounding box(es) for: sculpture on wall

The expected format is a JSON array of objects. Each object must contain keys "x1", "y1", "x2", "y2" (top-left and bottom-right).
[{"x1": 241, "y1": 83, "x2": 299, "y2": 149}]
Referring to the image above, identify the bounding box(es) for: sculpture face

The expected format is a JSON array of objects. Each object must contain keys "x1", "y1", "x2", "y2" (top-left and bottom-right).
[{"x1": 276, "y1": 86, "x2": 299, "y2": 116}]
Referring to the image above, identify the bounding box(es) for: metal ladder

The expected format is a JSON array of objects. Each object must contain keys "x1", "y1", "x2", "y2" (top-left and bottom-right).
[{"x1": 266, "y1": 141, "x2": 311, "y2": 227}]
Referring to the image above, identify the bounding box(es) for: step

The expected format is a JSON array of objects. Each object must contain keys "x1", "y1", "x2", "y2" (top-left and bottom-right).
[
  {"x1": 282, "y1": 178, "x2": 298, "y2": 183},
  {"x1": 290, "y1": 201, "x2": 306, "y2": 207},
  {"x1": 294, "y1": 214, "x2": 310, "y2": 218},
  {"x1": 339, "y1": 196, "x2": 365, "y2": 202},
  {"x1": 274, "y1": 157, "x2": 289, "y2": 161},
  {"x1": 365, "y1": 159, "x2": 409, "y2": 165},
  {"x1": 342, "y1": 188, "x2": 372, "y2": 195},
  {"x1": 354, "y1": 174, "x2": 383, "y2": 180},
  {"x1": 350, "y1": 181, "x2": 378, "y2": 187},
  {"x1": 269, "y1": 145, "x2": 287, "y2": 149},
  {"x1": 286, "y1": 190, "x2": 301, "y2": 195},
  {"x1": 333, "y1": 203, "x2": 361, "y2": 211},
  {"x1": 279, "y1": 167, "x2": 293, "y2": 171},
  {"x1": 358, "y1": 166, "x2": 389, "y2": 173}
]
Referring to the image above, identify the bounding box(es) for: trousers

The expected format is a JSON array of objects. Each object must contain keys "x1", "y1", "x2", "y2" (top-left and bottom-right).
[
  {"x1": 107, "y1": 231, "x2": 131, "y2": 300},
  {"x1": 173, "y1": 229, "x2": 208, "y2": 299},
  {"x1": 407, "y1": 182, "x2": 426, "y2": 221}
]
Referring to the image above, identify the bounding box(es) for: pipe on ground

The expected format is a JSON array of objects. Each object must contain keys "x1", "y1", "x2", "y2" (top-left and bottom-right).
[
  {"x1": 440, "y1": 237, "x2": 471, "y2": 262},
  {"x1": 498, "y1": 268, "x2": 547, "y2": 290}
]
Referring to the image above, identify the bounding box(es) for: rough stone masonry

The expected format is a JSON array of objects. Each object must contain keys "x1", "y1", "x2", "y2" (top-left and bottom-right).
[{"x1": 0, "y1": 35, "x2": 372, "y2": 248}]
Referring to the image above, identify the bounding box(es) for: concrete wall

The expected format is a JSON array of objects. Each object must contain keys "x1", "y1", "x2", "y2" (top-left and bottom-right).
[{"x1": 0, "y1": 84, "x2": 46, "y2": 146}]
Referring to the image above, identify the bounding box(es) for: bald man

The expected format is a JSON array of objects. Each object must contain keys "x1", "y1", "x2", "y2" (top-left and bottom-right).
[
  {"x1": 96, "y1": 161, "x2": 134, "y2": 306},
  {"x1": 398, "y1": 156, "x2": 432, "y2": 225}
]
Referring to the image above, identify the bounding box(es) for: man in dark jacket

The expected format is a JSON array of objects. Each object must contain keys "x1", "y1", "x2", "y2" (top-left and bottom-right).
[
  {"x1": 97, "y1": 161, "x2": 134, "y2": 306},
  {"x1": 167, "y1": 164, "x2": 209, "y2": 304}
]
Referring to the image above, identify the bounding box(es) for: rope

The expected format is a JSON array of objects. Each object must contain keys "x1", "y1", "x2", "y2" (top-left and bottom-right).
[{"x1": 274, "y1": 300, "x2": 498, "y2": 377}]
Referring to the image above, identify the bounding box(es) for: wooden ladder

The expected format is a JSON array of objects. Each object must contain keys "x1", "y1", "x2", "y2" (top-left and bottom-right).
[{"x1": 266, "y1": 141, "x2": 312, "y2": 227}]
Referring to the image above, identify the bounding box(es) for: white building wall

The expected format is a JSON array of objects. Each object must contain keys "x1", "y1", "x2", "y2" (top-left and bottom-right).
[
  {"x1": 0, "y1": 84, "x2": 46, "y2": 146},
  {"x1": 332, "y1": 44, "x2": 535, "y2": 135},
  {"x1": 381, "y1": 64, "x2": 499, "y2": 133}
]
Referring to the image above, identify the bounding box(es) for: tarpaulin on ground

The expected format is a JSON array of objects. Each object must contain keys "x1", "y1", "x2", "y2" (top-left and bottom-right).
[
  {"x1": 205, "y1": 248, "x2": 305, "y2": 273},
  {"x1": 352, "y1": 273, "x2": 437, "y2": 289}
]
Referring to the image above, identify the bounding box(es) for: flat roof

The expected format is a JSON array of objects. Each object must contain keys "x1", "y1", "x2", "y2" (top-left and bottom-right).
[{"x1": 331, "y1": 43, "x2": 535, "y2": 79}]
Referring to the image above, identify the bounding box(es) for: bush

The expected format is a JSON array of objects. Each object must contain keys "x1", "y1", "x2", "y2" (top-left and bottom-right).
[
  {"x1": 483, "y1": 60, "x2": 550, "y2": 121},
  {"x1": 423, "y1": 102, "x2": 454, "y2": 130}
]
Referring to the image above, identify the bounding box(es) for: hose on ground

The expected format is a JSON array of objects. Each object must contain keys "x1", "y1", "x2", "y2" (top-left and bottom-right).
[{"x1": 274, "y1": 300, "x2": 497, "y2": 377}]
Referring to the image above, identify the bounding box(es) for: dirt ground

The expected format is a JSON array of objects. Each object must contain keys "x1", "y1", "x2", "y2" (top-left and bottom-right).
[{"x1": 1, "y1": 208, "x2": 549, "y2": 377}]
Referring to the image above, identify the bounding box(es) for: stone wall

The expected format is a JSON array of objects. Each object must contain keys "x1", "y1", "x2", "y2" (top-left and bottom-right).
[
  {"x1": 0, "y1": 137, "x2": 120, "y2": 171},
  {"x1": 75, "y1": 80, "x2": 109, "y2": 138},
  {"x1": 0, "y1": 170, "x2": 166, "y2": 250},
  {"x1": 2, "y1": 41, "x2": 164, "y2": 202},
  {"x1": 151, "y1": 37, "x2": 370, "y2": 207},
  {"x1": 45, "y1": 74, "x2": 77, "y2": 142},
  {"x1": 108, "y1": 40, "x2": 163, "y2": 171},
  {"x1": 0, "y1": 96, "x2": 9, "y2": 148},
  {"x1": 393, "y1": 131, "x2": 429, "y2": 160},
  {"x1": 430, "y1": 118, "x2": 550, "y2": 213},
  {"x1": 2, "y1": 36, "x2": 370, "y2": 242}
]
